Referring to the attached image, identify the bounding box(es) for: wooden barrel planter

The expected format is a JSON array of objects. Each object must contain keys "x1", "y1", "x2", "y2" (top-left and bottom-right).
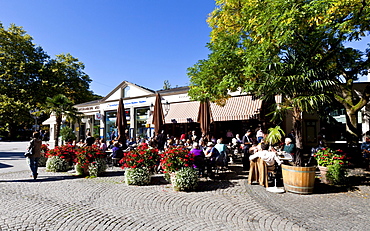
[{"x1": 281, "y1": 164, "x2": 316, "y2": 194}]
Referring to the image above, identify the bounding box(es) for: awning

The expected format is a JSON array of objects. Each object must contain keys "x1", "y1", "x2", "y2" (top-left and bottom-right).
[
  {"x1": 165, "y1": 101, "x2": 200, "y2": 123},
  {"x1": 164, "y1": 95, "x2": 262, "y2": 123},
  {"x1": 210, "y1": 96, "x2": 262, "y2": 121}
]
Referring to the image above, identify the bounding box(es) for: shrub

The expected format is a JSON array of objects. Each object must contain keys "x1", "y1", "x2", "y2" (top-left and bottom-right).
[
  {"x1": 46, "y1": 156, "x2": 70, "y2": 172},
  {"x1": 120, "y1": 143, "x2": 159, "y2": 172},
  {"x1": 160, "y1": 146, "x2": 194, "y2": 173},
  {"x1": 172, "y1": 167, "x2": 198, "y2": 191},
  {"x1": 124, "y1": 167, "x2": 150, "y2": 185},
  {"x1": 88, "y1": 158, "x2": 107, "y2": 177}
]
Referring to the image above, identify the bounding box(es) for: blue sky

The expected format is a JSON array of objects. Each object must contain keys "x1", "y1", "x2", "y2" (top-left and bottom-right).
[
  {"x1": 1, "y1": 1, "x2": 369, "y2": 96},
  {"x1": 0, "y1": 0, "x2": 215, "y2": 96}
]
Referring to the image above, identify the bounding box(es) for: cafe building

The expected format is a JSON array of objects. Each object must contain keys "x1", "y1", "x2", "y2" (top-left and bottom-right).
[
  {"x1": 42, "y1": 80, "x2": 370, "y2": 149},
  {"x1": 70, "y1": 81, "x2": 268, "y2": 142}
]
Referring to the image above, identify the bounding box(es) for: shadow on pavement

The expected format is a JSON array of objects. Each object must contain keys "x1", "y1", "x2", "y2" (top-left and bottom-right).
[
  {"x1": 0, "y1": 163, "x2": 13, "y2": 168},
  {"x1": 0, "y1": 151, "x2": 25, "y2": 160},
  {"x1": 313, "y1": 170, "x2": 370, "y2": 194},
  {"x1": 0, "y1": 175, "x2": 78, "y2": 183}
]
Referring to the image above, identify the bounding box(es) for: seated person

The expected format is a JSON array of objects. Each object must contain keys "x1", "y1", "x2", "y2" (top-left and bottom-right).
[
  {"x1": 249, "y1": 143, "x2": 282, "y2": 171},
  {"x1": 282, "y1": 137, "x2": 295, "y2": 161},
  {"x1": 111, "y1": 142, "x2": 123, "y2": 159},
  {"x1": 107, "y1": 140, "x2": 114, "y2": 150},
  {"x1": 282, "y1": 137, "x2": 295, "y2": 154},
  {"x1": 189, "y1": 143, "x2": 205, "y2": 176},
  {"x1": 205, "y1": 142, "x2": 220, "y2": 176},
  {"x1": 215, "y1": 139, "x2": 228, "y2": 166}
]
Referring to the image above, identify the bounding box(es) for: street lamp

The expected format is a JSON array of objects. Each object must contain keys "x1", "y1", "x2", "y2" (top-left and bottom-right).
[{"x1": 163, "y1": 101, "x2": 170, "y2": 115}]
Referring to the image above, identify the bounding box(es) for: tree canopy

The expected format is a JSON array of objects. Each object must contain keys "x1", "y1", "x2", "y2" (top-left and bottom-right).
[
  {"x1": 0, "y1": 23, "x2": 101, "y2": 139},
  {"x1": 188, "y1": 0, "x2": 370, "y2": 147}
]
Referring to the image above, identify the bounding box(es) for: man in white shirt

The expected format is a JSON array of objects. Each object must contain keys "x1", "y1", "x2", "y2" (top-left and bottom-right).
[{"x1": 249, "y1": 143, "x2": 282, "y2": 170}]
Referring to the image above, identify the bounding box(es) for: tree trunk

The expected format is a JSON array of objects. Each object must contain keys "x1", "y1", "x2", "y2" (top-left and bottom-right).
[
  {"x1": 292, "y1": 107, "x2": 303, "y2": 149},
  {"x1": 292, "y1": 106, "x2": 304, "y2": 166},
  {"x1": 345, "y1": 108, "x2": 359, "y2": 145},
  {"x1": 55, "y1": 116, "x2": 62, "y2": 147}
]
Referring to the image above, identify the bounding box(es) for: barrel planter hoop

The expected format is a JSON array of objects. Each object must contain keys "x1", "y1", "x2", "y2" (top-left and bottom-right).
[{"x1": 281, "y1": 164, "x2": 316, "y2": 194}]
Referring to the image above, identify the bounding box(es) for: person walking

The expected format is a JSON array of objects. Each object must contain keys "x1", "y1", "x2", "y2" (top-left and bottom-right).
[{"x1": 26, "y1": 131, "x2": 42, "y2": 180}]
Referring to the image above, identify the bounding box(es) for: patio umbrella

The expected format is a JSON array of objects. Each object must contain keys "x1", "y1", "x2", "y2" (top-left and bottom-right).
[
  {"x1": 197, "y1": 99, "x2": 213, "y2": 139},
  {"x1": 152, "y1": 93, "x2": 164, "y2": 135},
  {"x1": 116, "y1": 98, "x2": 127, "y2": 146}
]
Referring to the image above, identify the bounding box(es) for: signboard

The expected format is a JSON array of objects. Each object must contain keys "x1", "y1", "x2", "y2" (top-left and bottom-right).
[{"x1": 95, "y1": 113, "x2": 102, "y2": 120}]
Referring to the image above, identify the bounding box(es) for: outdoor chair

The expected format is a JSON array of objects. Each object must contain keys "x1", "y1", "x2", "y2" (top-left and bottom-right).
[{"x1": 248, "y1": 157, "x2": 268, "y2": 187}]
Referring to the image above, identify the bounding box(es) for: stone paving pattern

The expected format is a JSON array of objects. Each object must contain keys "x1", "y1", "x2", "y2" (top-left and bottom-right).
[
  {"x1": 0, "y1": 168, "x2": 306, "y2": 231},
  {"x1": 0, "y1": 141, "x2": 369, "y2": 230}
]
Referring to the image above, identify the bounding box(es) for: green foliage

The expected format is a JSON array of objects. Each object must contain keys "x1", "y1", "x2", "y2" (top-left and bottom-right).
[
  {"x1": 60, "y1": 126, "x2": 77, "y2": 142},
  {"x1": 46, "y1": 156, "x2": 70, "y2": 172},
  {"x1": 124, "y1": 168, "x2": 151, "y2": 185},
  {"x1": 172, "y1": 167, "x2": 199, "y2": 191},
  {"x1": 75, "y1": 163, "x2": 85, "y2": 176},
  {"x1": 188, "y1": 0, "x2": 370, "y2": 148},
  {"x1": 327, "y1": 164, "x2": 347, "y2": 185},
  {"x1": 163, "y1": 80, "x2": 171, "y2": 90},
  {"x1": 265, "y1": 126, "x2": 285, "y2": 145},
  {"x1": 0, "y1": 23, "x2": 101, "y2": 139},
  {"x1": 41, "y1": 94, "x2": 80, "y2": 146},
  {"x1": 87, "y1": 158, "x2": 107, "y2": 177}
]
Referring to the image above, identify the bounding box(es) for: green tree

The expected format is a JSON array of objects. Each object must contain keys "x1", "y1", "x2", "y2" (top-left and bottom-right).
[
  {"x1": 188, "y1": 0, "x2": 370, "y2": 151},
  {"x1": 40, "y1": 94, "x2": 80, "y2": 146},
  {"x1": 163, "y1": 80, "x2": 171, "y2": 90},
  {"x1": 0, "y1": 95, "x2": 32, "y2": 138},
  {"x1": 0, "y1": 23, "x2": 49, "y2": 138},
  {"x1": 44, "y1": 53, "x2": 101, "y2": 104},
  {"x1": 0, "y1": 23, "x2": 101, "y2": 139}
]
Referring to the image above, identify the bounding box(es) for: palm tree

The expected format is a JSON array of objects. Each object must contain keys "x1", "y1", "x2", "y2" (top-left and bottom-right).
[
  {"x1": 42, "y1": 94, "x2": 80, "y2": 146},
  {"x1": 260, "y1": 50, "x2": 335, "y2": 165}
]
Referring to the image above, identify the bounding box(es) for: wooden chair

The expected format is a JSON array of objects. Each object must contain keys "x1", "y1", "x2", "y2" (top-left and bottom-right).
[{"x1": 248, "y1": 157, "x2": 268, "y2": 187}]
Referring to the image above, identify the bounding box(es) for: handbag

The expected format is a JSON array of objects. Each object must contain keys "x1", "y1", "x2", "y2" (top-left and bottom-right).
[{"x1": 24, "y1": 140, "x2": 35, "y2": 157}]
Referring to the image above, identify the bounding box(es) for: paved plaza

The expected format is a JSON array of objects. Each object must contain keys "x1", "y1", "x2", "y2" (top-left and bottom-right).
[{"x1": 0, "y1": 142, "x2": 369, "y2": 231}]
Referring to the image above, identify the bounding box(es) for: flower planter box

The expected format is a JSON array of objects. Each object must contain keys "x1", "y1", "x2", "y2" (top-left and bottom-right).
[
  {"x1": 281, "y1": 164, "x2": 316, "y2": 194},
  {"x1": 318, "y1": 165, "x2": 333, "y2": 184}
]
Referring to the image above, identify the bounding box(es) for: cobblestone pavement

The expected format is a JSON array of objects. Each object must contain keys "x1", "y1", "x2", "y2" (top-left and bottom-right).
[
  {"x1": 0, "y1": 142, "x2": 369, "y2": 230},
  {"x1": 0, "y1": 167, "x2": 307, "y2": 231}
]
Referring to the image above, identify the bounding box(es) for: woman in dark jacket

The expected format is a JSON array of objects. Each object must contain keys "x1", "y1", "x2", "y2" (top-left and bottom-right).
[{"x1": 27, "y1": 131, "x2": 42, "y2": 180}]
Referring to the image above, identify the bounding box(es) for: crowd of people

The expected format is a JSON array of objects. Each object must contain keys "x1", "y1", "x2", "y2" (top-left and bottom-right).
[
  {"x1": 100, "y1": 128, "x2": 297, "y2": 177},
  {"x1": 25, "y1": 127, "x2": 297, "y2": 180}
]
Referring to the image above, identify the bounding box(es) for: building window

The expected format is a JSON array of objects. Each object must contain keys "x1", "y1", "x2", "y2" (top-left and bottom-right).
[
  {"x1": 135, "y1": 107, "x2": 149, "y2": 138},
  {"x1": 105, "y1": 109, "x2": 130, "y2": 140},
  {"x1": 305, "y1": 121, "x2": 316, "y2": 144},
  {"x1": 123, "y1": 86, "x2": 130, "y2": 98}
]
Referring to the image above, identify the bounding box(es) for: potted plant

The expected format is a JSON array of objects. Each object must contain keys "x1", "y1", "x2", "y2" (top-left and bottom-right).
[
  {"x1": 264, "y1": 126, "x2": 316, "y2": 194},
  {"x1": 313, "y1": 147, "x2": 348, "y2": 185},
  {"x1": 120, "y1": 143, "x2": 159, "y2": 185},
  {"x1": 74, "y1": 145, "x2": 107, "y2": 176},
  {"x1": 171, "y1": 167, "x2": 198, "y2": 191},
  {"x1": 124, "y1": 167, "x2": 151, "y2": 185},
  {"x1": 38, "y1": 144, "x2": 50, "y2": 167},
  {"x1": 45, "y1": 144, "x2": 75, "y2": 172},
  {"x1": 265, "y1": 125, "x2": 285, "y2": 146},
  {"x1": 160, "y1": 146, "x2": 198, "y2": 191}
]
